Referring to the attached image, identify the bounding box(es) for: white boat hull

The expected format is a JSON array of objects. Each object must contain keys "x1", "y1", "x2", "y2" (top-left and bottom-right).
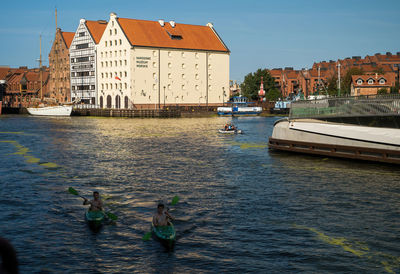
[
  {"x1": 27, "y1": 105, "x2": 73, "y2": 116},
  {"x1": 218, "y1": 129, "x2": 243, "y2": 134},
  {"x1": 217, "y1": 106, "x2": 262, "y2": 116},
  {"x1": 269, "y1": 118, "x2": 400, "y2": 164}
]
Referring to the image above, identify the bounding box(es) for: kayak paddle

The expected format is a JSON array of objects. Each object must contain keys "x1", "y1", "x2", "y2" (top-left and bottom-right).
[{"x1": 68, "y1": 187, "x2": 118, "y2": 221}]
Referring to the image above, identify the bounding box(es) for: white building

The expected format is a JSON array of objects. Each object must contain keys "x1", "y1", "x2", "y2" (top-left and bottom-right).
[
  {"x1": 97, "y1": 12, "x2": 230, "y2": 109},
  {"x1": 70, "y1": 19, "x2": 107, "y2": 106}
]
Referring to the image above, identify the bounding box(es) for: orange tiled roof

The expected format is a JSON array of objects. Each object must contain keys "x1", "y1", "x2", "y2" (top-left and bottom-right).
[
  {"x1": 85, "y1": 20, "x2": 108, "y2": 44},
  {"x1": 0, "y1": 67, "x2": 10, "y2": 80},
  {"x1": 117, "y1": 18, "x2": 229, "y2": 52},
  {"x1": 352, "y1": 74, "x2": 392, "y2": 87},
  {"x1": 61, "y1": 32, "x2": 75, "y2": 49}
]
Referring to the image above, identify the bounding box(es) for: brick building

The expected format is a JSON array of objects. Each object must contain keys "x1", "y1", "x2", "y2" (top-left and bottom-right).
[
  {"x1": 2, "y1": 66, "x2": 50, "y2": 107},
  {"x1": 48, "y1": 28, "x2": 74, "y2": 103},
  {"x1": 351, "y1": 73, "x2": 395, "y2": 96}
]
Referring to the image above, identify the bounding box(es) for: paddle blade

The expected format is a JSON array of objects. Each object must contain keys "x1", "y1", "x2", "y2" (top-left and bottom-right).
[
  {"x1": 171, "y1": 195, "x2": 179, "y2": 206},
  {"x1": 142, "y1": 231, "x2": 152, "y2": 241},
  {"x1": 68, "y1": 187, "x2": 79, "y2": 196},
  {"x1": 106, "y1": 212, "x2": 117, "y2": 221}
]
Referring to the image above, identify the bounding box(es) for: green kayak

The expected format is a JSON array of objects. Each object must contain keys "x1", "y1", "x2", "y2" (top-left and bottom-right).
[
  {"x1": 152, "y1": 222, "x2": 176, "y2": 248},
  {"x1": 85, "y1": 210, "x2": 105, "y2": 230}
]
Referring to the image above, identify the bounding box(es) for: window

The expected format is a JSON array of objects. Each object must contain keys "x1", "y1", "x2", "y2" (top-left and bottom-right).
[
  {"x1": 168, "y1": 73, "x2": 172, "y2": 79},
  {"x1": 79, "y1": 32, "x2": 85, "y2": 37},
  {"x1": 124, "y1": 60, "x2": 127, "y2": 66},
  {"x1": 106, "y1": 83, "x2": 108, "y2": 89},
  {"x1": 105, "y1": 72, "x2": 108, "y2": 78},
  {"x1": 153, "y1": 84, "x2": 157, "y2": 90},
  {"x1": 115, "y1": 51, "x2": 117, "y2": 56},
  {"x1": 368, "y1": 79, "x2": 374, "y2": 84},
  {"x1": 76, "y1": 56, "x2": 89, "y2": 62},
  {"x1": 124, "y1": 71, "x2": 127, "y2": 77},
  {"x1": 168, "y1": 51, "x2": 172, "y2": 57},
  {"x1": 153, "y1": 51, "x2": 157, "y2": 57},
  {"x1": 153, "y1": 62, "x2": 157, "y2": 68},
  {"x1": 168, "y1": 63, "x2": 172, "y2": 68},
  {"x1": 195, "y1": 64, "x2": 199, "y2": 69},
  {"x1": 101, "y1": 52, "x2": 103, "y2": 58},
  {"x1": 101, "y1": 62, "x2": 104, "y2": 67},
  {"x1": 153, "y1": 73, "x2": 157, "y2": 79},
  {"x1": 115, "y1": 61, "x2": 117, "y2": 66},
  {"x1": 72, "y1": 86, "x2": 75, "y2": 91},
  {"x1": 101, "y1": 84, "x2": 104, "y2": 89},
  {"x1": 209, "y1": 74, "x2": 212, "y2": 80},
  {"x1": 181, "y1": 52, "x2": 185, "y2": 58},
  {"x1": 105, "y1": 41, "x2": 107, "y2": 47},
  {"x1": 195, "y1": 85, "x2": 199, "y2": 90},
  {"x1": 379, "y1": 79, "x2": 386, "y2": 84},
  {"x1": 105, "y1": 61, "x2": 108, "y2": 67},
  {"x1": 109, "y1": 29, "x2": 112, "y2": 35},
  {"x1": 182, "y1": 74, "x2": 186, "y2": 79},
  {"x1": 76, "y1": 43, "x2": 89, "y2": 49},
  {"x1": 110, "y1": 51, "x2": 112, "y2": 57},
  {"x1": 195, "y1": 74, "x2": 199, "y2": 80},
  {"x1": 110, "y1": 40, "x2": 112, "y2": 46},
  {"x1": 124, "y1": 83, "x2": 127, "y2": 89},
  {"x1": 90, "y1": 71, "x2": 94, "y2": 76},
  {"x1": 91, "y1": 85, "x2": 95, "y2": 90},
  {"x1": 115, "y1": 29, "x2": 117, "y2": 35},
  {"x1": 119, "y1": 39, "x2": 122, "y2": 45},
  {"x1": 182, "y1": 84, "x2": 186, "y2": 90},
  {"x1": 124, "y1": 50, "x2": 126, "y2": 56},
  {"x1": 195, "y1": 53, "x2": 199, "y2": 59},
  {"x1": 208, "y1": 64, "x2": 212, "y2": 69},
  {"x1": 115, "y1": 40, "x2": 117, "y2": 46},
  {"x1": 357, "y1": 79, "x2": 363, "y2": 85},
  {"x1": 105, "y1": 52, "x2": 108, "y2": 58},
  {"x1": 168, "y1": 84, "x2": 171, "y2": 90},
  {"x1": 112, "y1": 21, "x2": 114, "y2": 27},
  {"x1": 101, "y1": 73, "x2": 104, "y2": 78},
  {"x1": 182, "y1": 63, "x2": 186, "y2": 69},
  {"x1": 119, "y1": 50, "x2": 122, "y2": 56}
]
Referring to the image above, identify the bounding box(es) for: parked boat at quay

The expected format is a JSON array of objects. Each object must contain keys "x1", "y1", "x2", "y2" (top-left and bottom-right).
[
  {"x1": 217, "y1": 96, "x2": 262, "y2": 116},
  {"x1": 269, "y1": 95, "x2": 400, "y2": 164}
]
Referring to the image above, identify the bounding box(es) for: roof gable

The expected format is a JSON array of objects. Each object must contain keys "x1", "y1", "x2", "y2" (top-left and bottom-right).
[
  {"x1": 116, "y1": 18, "x2": 229, "y2": 52},
  {"x1": 61, "y1": 31, "x2": 75, "y2": 49},
  {"x1": 85, "y1": 20, "x2": 108, "y2": 44}
]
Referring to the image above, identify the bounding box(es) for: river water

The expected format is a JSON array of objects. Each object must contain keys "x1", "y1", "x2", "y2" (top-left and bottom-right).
[{"x1": 0, "y1": 115, "x2": 399, "y2": 273}]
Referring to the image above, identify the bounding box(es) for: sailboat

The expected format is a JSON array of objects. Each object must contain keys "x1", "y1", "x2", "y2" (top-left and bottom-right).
[{"x1": 27, "y1": 11, "x2": 73, "y2": 116}]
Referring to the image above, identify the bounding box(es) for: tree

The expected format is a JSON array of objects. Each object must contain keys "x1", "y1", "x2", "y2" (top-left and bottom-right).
[
  {"x1": 326, "y1": 75, "x2": 339, "y2": 96},
  {"x1": 265, "y1": 89, "x2": 282, "y2": 101},
  {"x1": 390, "y1": 81, "x2": 399, "y2": 94},
  {"x1": 342, "y1": 67, "x2": 364, "y2": 95},
  {"x1": 377, "y1": 88, "x2": 388, "y2": 94},
  {"x1": 240, "y1": 69, "x2": 279, "y2": 100}
]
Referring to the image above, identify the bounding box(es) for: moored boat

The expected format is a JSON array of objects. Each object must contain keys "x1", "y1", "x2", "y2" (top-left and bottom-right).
[
  {"x1": 269, "y1": 95, "x2": 400, "y2": 164},
  {"x1": 27, "y1": 105, "x2": 72, "y2": 116},
  {"x1": 85, "y1": 210, "x2": 105, "y2": 230},
  {"x1": 151, "y1": 222, "x2": 176, "y2": 249},
  {"x1": 217, "y1": 96, "x2": 262, "y2": 116}
]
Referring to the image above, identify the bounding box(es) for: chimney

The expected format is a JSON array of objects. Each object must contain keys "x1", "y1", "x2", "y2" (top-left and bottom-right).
[
  {"x1": 397, "y1": 52, "x2": 400, "y2": 56},
  {"x1": 169, "y1": 20, "x2": 175, "y2": 28},
  {"x1": 386, "y1": 52, "x2": 392, "y2": 56},
  {"x1": 158, "y1": 19, "x2": 164, "y2": 27}
]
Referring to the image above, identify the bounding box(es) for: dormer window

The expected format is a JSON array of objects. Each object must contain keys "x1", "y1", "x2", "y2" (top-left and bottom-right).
[
  {"x1": 357, "y1": 79, "x2": 363, "y2": 85},
  {"x1": 379, "y1": 79, "x2": 386, "y2": 84},
  {"x1": 368, "y1": 79, "x2": 374, "y2": 85}
]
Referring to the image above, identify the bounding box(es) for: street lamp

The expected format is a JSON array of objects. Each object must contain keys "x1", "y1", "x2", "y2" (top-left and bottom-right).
[
  {"x1": 222, "y1": 87, "x2": 225, "y2": 106},
  {"x1": 163, "y1": 86, "x2": 166, "y2": 108}
]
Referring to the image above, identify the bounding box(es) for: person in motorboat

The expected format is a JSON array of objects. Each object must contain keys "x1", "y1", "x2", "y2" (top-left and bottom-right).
[
  {"x1": 153, "y1": 203, "x2": 174, "y2": 227},
  {"x1": 83, "y1": 191, "x2": 103, "y2": 211}
]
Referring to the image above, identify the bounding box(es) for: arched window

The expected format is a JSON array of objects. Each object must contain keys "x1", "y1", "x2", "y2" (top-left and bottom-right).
[
  {"x1": 379, "y1": 79, "x2": 386, "y2": 84},
  {"x1": 100, "y1": 96, "x2": 104, "y2": 108},
  {"x1": 357, "y1": 79, "x2": 363, "y2": 85},
  {"x1": 115, "y1": 95, "x2": 121, "y2": 109},
  {"x1": 107, "y1": 95, "x2": 112, "y2": 108},
  {"x1": 368, "y1": 79, "x2": 374, "y2": 85},
  {"x1": 124, "y1": 96, "x2": 129, "y2": 109}
]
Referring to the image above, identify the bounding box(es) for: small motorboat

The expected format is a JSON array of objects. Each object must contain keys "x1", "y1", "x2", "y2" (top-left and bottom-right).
[{"x1": 218, "y1": 129, "x2": 243, "y2": 134}]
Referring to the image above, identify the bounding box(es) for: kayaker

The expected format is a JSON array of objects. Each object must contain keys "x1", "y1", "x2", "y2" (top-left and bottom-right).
[
  {"x1": 153, "y1": 203, "x2": 174, "y2": 227},
  {"x1": 83, "y1": 191, "x2": 103, "y2": 212}
]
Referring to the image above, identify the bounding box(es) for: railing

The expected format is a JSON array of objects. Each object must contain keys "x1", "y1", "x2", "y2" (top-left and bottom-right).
[{"x1": 289, "y1": 94, "x2": 400, "y2": 119}]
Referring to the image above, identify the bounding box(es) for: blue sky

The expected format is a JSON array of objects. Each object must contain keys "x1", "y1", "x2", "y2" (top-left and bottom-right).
[{"x1": 0, "y1": 0, "x2": 399, "y2": 82}]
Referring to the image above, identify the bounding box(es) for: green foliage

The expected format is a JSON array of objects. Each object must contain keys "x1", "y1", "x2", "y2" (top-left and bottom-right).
[
  {"x1": 372, "y1": 66, "x2": 385, "y2": 75},
  {"x1": 326, "y1": 76, "x2": 339, "y2": 96},
  {"x1": 265, "y1": 89, "x2": 282, "y2": 101},
  {"x1": 343, "y1": 67, "x2": 364, "y2": 95},
  {"x1": 377, "y1": 88, "x2": 388, "y2": 94},
  {"x1": 240, "y1": 69, "x2": 279, "y2": 100},
  {"x1": 390, "y1": 81, "x2": 399, "y2": 94}
]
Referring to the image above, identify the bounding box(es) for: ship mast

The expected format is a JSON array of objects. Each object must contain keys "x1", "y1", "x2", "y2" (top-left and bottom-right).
[
  {"x1": 54, "y1": 8, "x2": 58, "y2": 102},
  {"x1": 39, "y1": 35, "x2": 43, "y2": 99}
]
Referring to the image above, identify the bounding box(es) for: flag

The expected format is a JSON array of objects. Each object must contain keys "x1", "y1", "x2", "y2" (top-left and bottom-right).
[{"x1": 115, "y1": 76, "x2": 121, "y2": 81}]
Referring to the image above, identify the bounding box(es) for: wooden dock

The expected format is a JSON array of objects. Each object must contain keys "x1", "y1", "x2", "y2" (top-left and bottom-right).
[{"x1": 72, "y1": 108, "x2": 181, "y2": 118}]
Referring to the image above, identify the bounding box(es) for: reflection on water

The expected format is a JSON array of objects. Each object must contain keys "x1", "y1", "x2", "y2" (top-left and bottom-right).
[{"x1": 0, "y1": 115, "x2": 399, "y2": 273}]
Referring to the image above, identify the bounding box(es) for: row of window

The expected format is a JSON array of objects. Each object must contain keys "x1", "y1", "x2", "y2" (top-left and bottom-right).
[
  {"x1": 71, "y1": 56, "x2": 94, "y2": 63},
  {"x1": 71, "y1": 71, "x2": 95, "y2": 77},
  {"x1": 151, "y1": 72, "x2": 209, "y2": 80},
  {"x1": 101, "y1": 71, "x2": 128, "y2": 79},
  {"x1": 105, "y1": 39, "x2": 123, "y2": 47},
  {"x1": 100, "y1": 60, "x2": 128, "y2": 67},
  {"x1": 101, "y1": 50, "x2": 127, "y2": 58},
  {"x1": 101, "y1": 83, "x2": 128, "y2": 90},
  {"x1": 356, "y1": 78, "x2": 386, "y2": 85},
  {"x1": 71, "y1": 85, "x2": 96, "y2": 91},
  {"x1": 152, "y1": 50, "x2": 204, "y2": 59}
]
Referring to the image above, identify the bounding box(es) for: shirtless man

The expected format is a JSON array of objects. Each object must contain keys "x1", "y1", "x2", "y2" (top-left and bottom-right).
[
  {"x1": 153, "y1": 203, "x2": 174, "y2": 227},
  {"x1": 83, "y1": 191, "x2": 103, "y2": 211}
]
